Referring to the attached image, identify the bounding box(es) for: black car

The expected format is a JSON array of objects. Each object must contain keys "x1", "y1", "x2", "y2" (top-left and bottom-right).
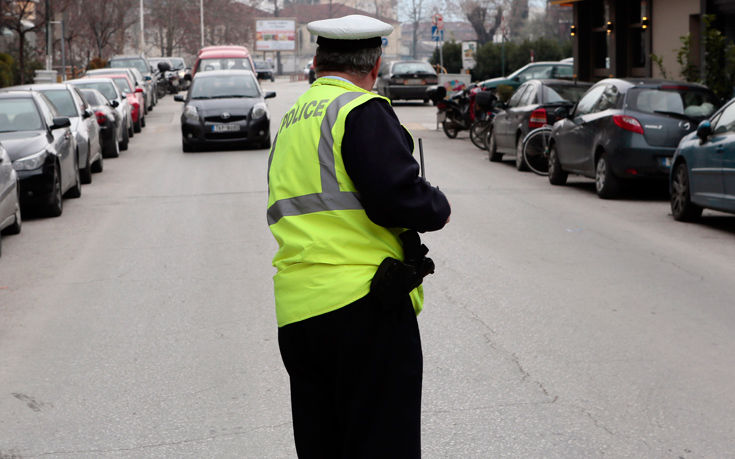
[
  {"x1": 108, "y1": 54, "x2": 156, "y2": 109},
  {"x1": 78, "y1": 88, "x2": 121, "y2": 158},
  {"x1": 488, "y1": 79, "x2": 591, "y2": 170},
  {"x1": 0, "y1": 91, "x2": 81, "y2": 217},
  {"x1": 547, "y1": 78, "x2": 720, "y2": 198},
  {"x1": 68, "y1": 77, "x2": 132, "y2": 151},
  {"x1": 376, "y1": 60, "x2": 438, "y2": 103},
  {"x1": 174, "y1": 70, "x2": 276, "y2": 152},
  {"x1": 4, "y1": 83, "x2": 104, "y2": 184},
  {"x1": 254, "y1": 60, "x2": 275, "y2": 82}
]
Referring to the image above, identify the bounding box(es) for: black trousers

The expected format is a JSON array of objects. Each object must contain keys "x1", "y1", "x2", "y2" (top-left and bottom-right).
[{"x1": 278, "y1": 293, "x2": 423, "y2": 459}]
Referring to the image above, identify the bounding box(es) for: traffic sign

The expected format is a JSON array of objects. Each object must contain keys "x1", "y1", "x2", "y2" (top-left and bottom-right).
[
  {"x1": 432, "y1": 13, "x2": 444, "y2": 30},
  {"x1": 431, "y1": 26, "x2": 444, "y2": 42},
  {"x1": 381, "y1": 37, "x2": 388, "y2": 47}
]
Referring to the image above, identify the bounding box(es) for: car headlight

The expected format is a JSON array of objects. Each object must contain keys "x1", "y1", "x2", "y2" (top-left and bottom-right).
[
  {"x1": 13, "y1": 150, "x2": 48, "y2": 171},
  {"x1": 251, "y1": 103, "x2": 268, "y2": 120},
  {"x1": 184, "y1": 104, "x2": 199, "y2": 121}
]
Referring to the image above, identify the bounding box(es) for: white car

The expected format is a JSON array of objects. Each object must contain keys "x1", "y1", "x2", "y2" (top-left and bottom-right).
[{"x1": 0, "y1": 142, "x2": 21, "y2": 257}]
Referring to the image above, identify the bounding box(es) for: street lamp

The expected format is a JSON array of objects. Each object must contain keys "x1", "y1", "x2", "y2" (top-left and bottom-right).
[{"x1": 201, "y1": 0, "x2": 204, "y2": 48}]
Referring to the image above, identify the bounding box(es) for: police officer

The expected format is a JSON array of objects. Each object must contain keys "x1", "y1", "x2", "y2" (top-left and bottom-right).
[{"x1": 267, "y1": 14, "x2": 451, "y2": 458}]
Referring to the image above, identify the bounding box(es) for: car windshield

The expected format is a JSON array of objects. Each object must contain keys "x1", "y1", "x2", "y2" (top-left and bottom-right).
[
  {"x1": 73, "y1": 82, "x2": 117, "y2": 101},
  {"x1": 169, "y1": 58, "x2": 186, "y2": 70},
  {"x1": 392, "y1": 62, "x2": 435, "y2": 75},
  {"x1": 199, "y1": 58, "x2": 252, "y2": 72},
  {"x1": 112, "y1": 78, "x2": 133, "y2": 94},
  {"x1": 79, "y1": 89, "x2": 103, "y2": 106},
  {"x1": 0, "y1": 98, "x2": 43, "y2": 132},
  {"x1": 40, "y1": 89, "x2": 77, "y2": 117},
  {"x1": 254, "y1": 61, "x2": 271, "y2": 70},
  {"x1": 627, "y1": 87, "x2": 719, "y2": 119},
  {"x1": 110, "y1": 58, "x2": 149, "y2": 75},
  {"x1": 543, "y1": 84, "x2": 590, "y2": 104},
  {"x1": 512, "y1": 65, "x2": 553, "y2": 81},
  {"x1": 190, "y1": 75, "x2": 260, "y2": 99}
]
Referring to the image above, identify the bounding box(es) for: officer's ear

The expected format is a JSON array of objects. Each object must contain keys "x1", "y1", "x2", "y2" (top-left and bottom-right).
[{"x1": 370, "y1": 56, "x2": 381, "y2": 80}]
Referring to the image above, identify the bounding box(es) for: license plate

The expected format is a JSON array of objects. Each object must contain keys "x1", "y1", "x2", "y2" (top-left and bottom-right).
[
  {"x1": 405, "y1": 79, "x2": 422, "y2": 85},
  {"x1": 660, "y1": 157, "x2": 672, "y2": 168},
  {"x1": 211, "y1": 124, "x2": 239, "y2": 132},
  {"x1": 437, "y1": 112, "x2": 446, "y2": 122}
]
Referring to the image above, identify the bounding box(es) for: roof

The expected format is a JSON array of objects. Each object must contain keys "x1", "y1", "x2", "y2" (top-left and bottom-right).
[
  {"x1": 192, "y1": 69, "x2": 256, "y2": 78},
  {"x1": 198, "y1": 49, "x2": 250, "y2": 58},
  {"x1": 4, "y1": 83, "x2": 72, "y2": 91},
  {"x1": 0, "y1": 91, "x2": 35, "y2": 98},
  {"x1": 279, "y1": 4, "x2": 399, "y2": 26}
]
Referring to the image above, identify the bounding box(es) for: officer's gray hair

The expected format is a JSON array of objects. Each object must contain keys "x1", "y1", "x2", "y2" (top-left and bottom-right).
[{"x1": 315, "y1": 46, "x2": 382, "y2": 77}]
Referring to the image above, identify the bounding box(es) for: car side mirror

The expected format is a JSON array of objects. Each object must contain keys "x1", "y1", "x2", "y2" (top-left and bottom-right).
[
  {"x1": 109, "y1": 99, "x2": 119, "y2": 108},
  {"x1": 264, "y1": 91, "x2": 276, "y2": 99},
  {"x1": 697, "y1": 120, "x2": 712, "y2": 142},
  {"x1": 82, "y1": 108, "x2": 93, "y2": 119},
  {"x1": 135, "y1": 87, "x2": 144, "y2": 93},
  {"x1": 174, "y1": 95, "x2": 185, "y2": 102},
  {"x1": 51, "y1": 117, "x2": 71, "y2": 129}
]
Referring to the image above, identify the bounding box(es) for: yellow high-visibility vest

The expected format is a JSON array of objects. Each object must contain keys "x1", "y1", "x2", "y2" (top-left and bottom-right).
[{"x1": 267, "y1": 77, "x2": 423, "y2": 327}]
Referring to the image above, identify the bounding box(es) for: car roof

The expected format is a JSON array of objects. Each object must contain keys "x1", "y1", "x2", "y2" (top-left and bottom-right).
[
  {"x1": 0, "y1": 90, "x2": 35, "y2": 99},
  {"x1": 198, "y1": 45, "x2": 249, "y2": 55},
  {"x1": 596, "y1": 77, "x2": 710, "y2": 91},
  {"x1": 198, "y1": 49, "x2": 250, "y2": 58},
  {"x1": 69, "y1": 77, "x2": 117, "y2": 84},
  {"x1": 110, "y1": 55, "x2": 146, "y2": 60},
  {"x1": 3, "y1": 83, "x2": 74, "y2": 91},
  {"x1": 528, "y1": 78, "x2": 592, "y2": 86}
]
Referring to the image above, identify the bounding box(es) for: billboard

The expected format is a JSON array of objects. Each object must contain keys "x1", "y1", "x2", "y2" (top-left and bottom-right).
[
  {"x1": 256, "y1": 19, "x2": 296, "y2": 51},
  {"x1": 462, "y1": 41, "x2": 477, "y2": 70}
]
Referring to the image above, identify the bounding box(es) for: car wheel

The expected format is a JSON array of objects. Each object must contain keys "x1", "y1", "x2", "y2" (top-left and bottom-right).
[
  {"x1": 3, "y1": 183, "x2": 22, "y2": 235},
  {"x1": 120, "y1": 123, "x2": 130, "y2": 151},
  {"x1": 80, "y1": 145, "x2": 93, "y2": 184},
  {"x1": 134, "y1": 118, "x2": 142, "y2": 133},
  {"x1": 182, "y1": 139, "x2": 195, "y2": 153},
  {"x1": 595, "y1": 153, "x2": 621, "y2": 199},
  {"x1": 547, "y1": 144, "x2": 568, "y2": 185},
  {"x1": 65, "y1": 153, "x2": 82, "y2": 199},
  {"x1": 141, "y1": 115, "x2": 146, "y2": 128},
  {"x1": 91, "y1": 154, "x2": 104, "y2": 173},
  {"x1": 106, "y1": 136, "x2": 120, "y2": 158},
  {"x1": 45, "y1": 163, "x2": 63, "y2": 217},
  {"x1": 487, "y1": 129, "x2": 502, "y2": 162},
  {"x1": 442, "y1": 120, "x2": 459, "y2": 139},
  {"x1": 515, "y1": 135, "x2": 528, "y2": 171},
  {"x1": 671, "y1": 161, "x2": 703, "y2": 221}
]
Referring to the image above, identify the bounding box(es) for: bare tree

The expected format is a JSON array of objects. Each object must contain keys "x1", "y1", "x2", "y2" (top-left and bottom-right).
[
  {"x1": 81, "y1": 0, "x2": 135, "y2": 58},
  {"x1": 1, "y1": 0, "x2": 41, "y2": 83},
  {"x1": 460, "y1": 0, "x2": 505, "y2": 46},
  {"x1": 408, "y1": 0, "x2": 424, "y2": 58}
]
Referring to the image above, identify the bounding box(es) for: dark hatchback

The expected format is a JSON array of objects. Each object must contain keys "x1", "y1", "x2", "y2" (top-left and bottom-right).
[
  {"x1": 174, "y1": 70, "x2": 276, "y2": 151},
  {"x1": 376, "y1": 60, "x2": 438, "y2": 103},
  {"x1": 547, "y1": 78, "x2": 720, "y2": 198},
  {"x1": 488, "y1": 78, "x2": 591, "y2": 170},
  {"x1": 0, "y1": 91, "x2": 80, "y2": 217},
  {"x1": 78, "y1": 88, "x2": 121, "y2": 158},
  {"x1": 670, "y1": 98, "x2": 735, "y2": 221},
  {"x1": 254, "y1": 60, "x2": 275, "y2": 82}
]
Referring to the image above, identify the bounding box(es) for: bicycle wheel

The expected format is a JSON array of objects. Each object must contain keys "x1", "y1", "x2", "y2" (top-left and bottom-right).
[
  {"x1": 522, "y1": 127, "x2": 552, "y2": 176},
  {"x1": 470, "y1": 121, "x2": 488, "y2": 150}
]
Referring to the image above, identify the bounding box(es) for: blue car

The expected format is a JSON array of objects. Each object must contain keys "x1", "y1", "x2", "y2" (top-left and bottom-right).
[{"x1": 670, "y1": 98, "x2": 735, "y2": 221}]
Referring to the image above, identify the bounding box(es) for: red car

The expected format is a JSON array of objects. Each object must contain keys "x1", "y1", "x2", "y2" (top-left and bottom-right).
[
  {"x1": 106, "y1": 73, "x2": 145, "y2": 132},
  {"x1": 192, "y1": 48, "x2": 255, "y2": 76}
]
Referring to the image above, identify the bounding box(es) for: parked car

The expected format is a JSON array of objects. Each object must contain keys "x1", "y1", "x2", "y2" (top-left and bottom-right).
[
  {"x1": 487, "y1": 79, "x2": 591, "y2": 169},
  {"x1": 479, "y1": 61, "x2": 574, "y2": 92},
  {"x1": 87, "y1": 68, "x2": 151, "y2": 114},
  {"x1": 3, "y1": 83, "x2": 104, "y2": 184},
  {"x1": 166, "y1": 56, "x2": 191, "y2": 89},
  {"x1": 376, "y1": 60, "x2": 438, "y2": 103},
  {"x1": 174, "y1": 70, "x2": 275, "y2": 152},
  {"x1": 547, "y1": 78, "x2": 720, "y2": 198},
  {"x1": 68, "y1": 77, "x2": 132, "y2": 151},
  {"x1": 670, "y1": 97, "x2": 735, "y2": 221},
  {"x1": 198, "y1": 45, "x2": 249, "y2": 56},
  {"x1": 78, "y1": 88, "x2": 121, "y2": 158},
  {"x1": 0, "y1": 141, "x2": 21, "y2": 257},
  {"x1": 254, "y1": 60, "x2": 275, "y2": 82},
  {"x1": 108, "y1": 54, "x2": 156, "y2": 109},
  {"x1": 106, "y1": 73, "x2": 145, "y2": 133},
  {"x1": 192, "y1": 48, "x2": 255, "y2": 76},
  {"x1": 0, "y1": 91, "x2": 81, "y2": 217}
]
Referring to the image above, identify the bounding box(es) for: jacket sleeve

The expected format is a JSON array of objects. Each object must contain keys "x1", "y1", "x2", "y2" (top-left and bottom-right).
[{"x1": 342, "y1": 98, "x2": 450, "y2": 232}]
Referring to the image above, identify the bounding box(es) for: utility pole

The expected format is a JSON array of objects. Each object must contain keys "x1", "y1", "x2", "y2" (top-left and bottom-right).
[
  {"x1": 200, "y1": 0, "x2": 205, "y2": 48},
  {"x1": 139, "y1": 0, "x2": 145, "y2": 53},
  {"x1": 45, "y1": 0, "x2": 52, "y2": 70}
]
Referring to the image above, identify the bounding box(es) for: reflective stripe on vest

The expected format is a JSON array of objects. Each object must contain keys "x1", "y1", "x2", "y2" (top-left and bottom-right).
[{"x1": 267, "y1": 91, "x2": 364, "y2": 225}]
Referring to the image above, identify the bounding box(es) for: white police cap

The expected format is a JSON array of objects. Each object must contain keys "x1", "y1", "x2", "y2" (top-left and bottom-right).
[{"x1": 308, "y1": 15, "x2": 393, "y2": 49}]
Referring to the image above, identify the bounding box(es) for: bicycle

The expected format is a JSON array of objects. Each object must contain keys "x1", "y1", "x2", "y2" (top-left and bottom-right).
[{"x1": 522, "y1": 125, "x2": 553, "y2": 176}]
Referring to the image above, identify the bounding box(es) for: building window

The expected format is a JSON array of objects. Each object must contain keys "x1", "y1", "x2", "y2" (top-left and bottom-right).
[
  {"x1": 627, "y1": 0, "x2": 648, "y2": 74},
  {"x1": 590, "y1": 2, "x2": 610, "y2": 72}
]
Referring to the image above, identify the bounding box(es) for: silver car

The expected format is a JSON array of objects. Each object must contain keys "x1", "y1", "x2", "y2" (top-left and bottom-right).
[
  {"x1": 69, "y1": 77, "x2": 132, "y2": 151},
  {"x1": 3, "y1": 83, "x2": 104, "y2": 184},
  {"x1": 0, "y1": 142, "x2": 21, "y2": 257}
]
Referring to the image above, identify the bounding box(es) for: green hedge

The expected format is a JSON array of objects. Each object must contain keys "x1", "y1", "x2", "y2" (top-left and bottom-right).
[
  {"x1": 0, "y1": 54, "x2": 14, "y2": 88},
  {"x1": 431, "y1": 37, "x2": 572, "y2": 82}
]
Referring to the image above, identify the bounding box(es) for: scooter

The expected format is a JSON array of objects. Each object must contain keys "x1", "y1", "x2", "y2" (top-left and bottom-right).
[{"x1": 427, "y1": 84, "x2": 482, "y2": 139}]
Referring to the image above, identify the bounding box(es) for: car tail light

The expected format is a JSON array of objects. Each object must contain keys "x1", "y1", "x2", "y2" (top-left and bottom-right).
[
  {"x1": 613, "y1": 115, "x2": 644, "y2": 134},
  {"x1": 528, "y1": 108, "x2": 547, "y2": 128},
  {"x1": 95, "y1": 111, "x2": 107, "y2": 126}
]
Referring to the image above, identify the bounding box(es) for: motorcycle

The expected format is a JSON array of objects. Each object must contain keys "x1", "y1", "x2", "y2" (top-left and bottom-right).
[
  {"x1": 469, "y1": 90, "x2": 498, "y2": 151},
  {"x1": 155, "y1": 61, "x2": 179, "y2": 98}
]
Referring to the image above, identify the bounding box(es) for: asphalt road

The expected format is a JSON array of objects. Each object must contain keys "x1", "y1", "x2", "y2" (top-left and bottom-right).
[{"x1": 1, "y1": 79, "x2": 735, "y2": 458}]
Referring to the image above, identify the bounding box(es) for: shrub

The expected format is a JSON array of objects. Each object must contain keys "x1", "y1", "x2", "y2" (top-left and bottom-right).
[{"x1": 0, "y1": 54, "x2": 14, "y2": 88}]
